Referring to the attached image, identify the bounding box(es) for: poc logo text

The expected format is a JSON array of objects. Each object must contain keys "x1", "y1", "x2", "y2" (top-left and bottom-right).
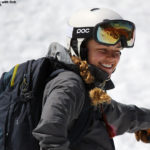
[{"x1": 76, "y1": 28, "x2": 90, "y2": 34}]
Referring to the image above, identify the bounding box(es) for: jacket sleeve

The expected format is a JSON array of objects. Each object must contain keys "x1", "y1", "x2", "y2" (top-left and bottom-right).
[
  {"x1": 103, "y1": 99, "x2": 150, "y2": 136},
  {"x1": 32, "y1": 71, "x2": 85, "y2": 150}
]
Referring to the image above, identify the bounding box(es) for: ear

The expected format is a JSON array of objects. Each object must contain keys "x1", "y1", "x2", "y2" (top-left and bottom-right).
[{"x1": 80, "y1": 47, "x2": 88, "y2": 61}]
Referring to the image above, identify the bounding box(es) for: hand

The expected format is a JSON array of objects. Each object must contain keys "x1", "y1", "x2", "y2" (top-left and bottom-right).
[{"x1": 135, "y1": 129, "x2": 150, "y2": 143}]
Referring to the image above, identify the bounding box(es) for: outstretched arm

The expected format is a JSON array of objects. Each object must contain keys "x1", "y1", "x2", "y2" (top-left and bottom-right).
[{"x1": 103, "y1": 99, "x2": 150, "y2": 136}]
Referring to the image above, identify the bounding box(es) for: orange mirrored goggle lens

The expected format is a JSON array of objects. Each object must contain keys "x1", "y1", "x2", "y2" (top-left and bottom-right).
[{"x1": 94, "y1": 20, "x2": 135, "y2": 47}]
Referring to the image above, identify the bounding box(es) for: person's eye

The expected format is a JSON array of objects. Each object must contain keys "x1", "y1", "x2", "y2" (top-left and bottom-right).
[{"x1": 97, "y1": 49, "x2": 106, "y2": 53}]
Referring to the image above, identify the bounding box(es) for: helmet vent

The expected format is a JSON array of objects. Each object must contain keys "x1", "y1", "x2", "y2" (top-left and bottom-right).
[{"x1": 90, "y1": 8, "x2": 100, "y2": 11}]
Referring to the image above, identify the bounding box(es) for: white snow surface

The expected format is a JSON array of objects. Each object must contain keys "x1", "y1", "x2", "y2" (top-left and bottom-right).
[{"x1": 0, "y1": 0, "x2": 150, "y2": 149}]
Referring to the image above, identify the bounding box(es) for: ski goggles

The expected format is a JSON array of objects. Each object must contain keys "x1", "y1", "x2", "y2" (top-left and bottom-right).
[
  {"x1": 93, "y1": 20, "x2": 135, "y2": 48},
  {"x1": 72, "y1": 20, "x2": 135, "y2": 48}
]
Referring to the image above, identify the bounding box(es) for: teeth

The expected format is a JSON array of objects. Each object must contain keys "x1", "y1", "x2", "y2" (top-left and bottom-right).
[{"x1": 102, "y1": 64, "x2": 112, "y2": 68}]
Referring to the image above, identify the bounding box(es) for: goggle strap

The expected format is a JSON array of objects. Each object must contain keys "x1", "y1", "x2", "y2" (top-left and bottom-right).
[
  {"x1": 120, "y1": 36, "x2": 127, "y2": 48},
  {"x1": 72, "y1": 27, "x2": 94, "y2": 38},
  {"x1": 70, "y1": 38, "x2": 79, "y2": 56}
]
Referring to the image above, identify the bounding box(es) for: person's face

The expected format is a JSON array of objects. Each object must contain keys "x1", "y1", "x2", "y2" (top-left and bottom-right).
[{"x1": 87, "y1": 39, "x2": 122, "y2": 76}]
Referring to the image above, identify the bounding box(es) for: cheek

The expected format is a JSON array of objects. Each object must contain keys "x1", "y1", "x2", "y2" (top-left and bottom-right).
[
  {"x1": 113, "y1": 57, "x2": 120, "y2": 69},
  {"x1": 116, "y1": 57, "x2": 120, "y2": 65},
  {"x1": 88, "y1": 52, "x2": 103, "y2": 65}
]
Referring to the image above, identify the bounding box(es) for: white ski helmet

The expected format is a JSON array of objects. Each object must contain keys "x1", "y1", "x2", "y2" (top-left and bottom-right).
[{"x1": 66, "y1": 8, "x2": 124, "y2": 59}]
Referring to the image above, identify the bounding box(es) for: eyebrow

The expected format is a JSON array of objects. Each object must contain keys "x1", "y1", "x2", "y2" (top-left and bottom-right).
[{"x1": 100, "y1": 45, "x2": 122, "y2": 49}]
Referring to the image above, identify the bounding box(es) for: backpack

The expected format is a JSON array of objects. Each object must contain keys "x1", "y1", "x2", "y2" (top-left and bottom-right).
[{"x1": 0, "y1": 57, "x2": 93, "y2": 150}]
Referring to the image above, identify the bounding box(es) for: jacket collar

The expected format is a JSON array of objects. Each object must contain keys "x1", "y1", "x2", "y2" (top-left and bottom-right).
[
  {"x1": 104, "y1": 79, "x2": 115, "y2": 90},
  {"x1": 88, "y1": 64, "x2": 115, "y2": 90}
]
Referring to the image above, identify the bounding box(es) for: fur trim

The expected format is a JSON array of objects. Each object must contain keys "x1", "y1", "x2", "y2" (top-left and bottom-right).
[
  {"x1": 89, "y1": 87, "x2": 111, "y2": 105},
  {"x1": 71, "y1": 56, "x2": 111, "y2": 106}
]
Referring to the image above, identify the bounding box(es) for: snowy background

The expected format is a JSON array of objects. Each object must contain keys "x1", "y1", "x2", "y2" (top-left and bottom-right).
[{"x1": 0, "y1": 0, "x2": 150, "y2": 149}]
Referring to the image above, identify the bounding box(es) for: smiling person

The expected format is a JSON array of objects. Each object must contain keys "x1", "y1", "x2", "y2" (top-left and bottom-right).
[
  {"x1": 32, "y1": 8, "x2": 150, "y2": 150},
  {"x1": 87, "y1": 39, "x2": 122, "y2": 76}
]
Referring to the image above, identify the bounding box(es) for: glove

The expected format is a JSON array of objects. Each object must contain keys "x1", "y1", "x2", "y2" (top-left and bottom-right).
[{"x1": 135, "y1": 129, "x2": 150, "y2": 143}]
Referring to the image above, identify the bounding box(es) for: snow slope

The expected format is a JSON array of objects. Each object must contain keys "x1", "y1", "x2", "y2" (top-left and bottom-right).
[{"x1": 0, "y1": 0, "x2": 150, "y2": 149}]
